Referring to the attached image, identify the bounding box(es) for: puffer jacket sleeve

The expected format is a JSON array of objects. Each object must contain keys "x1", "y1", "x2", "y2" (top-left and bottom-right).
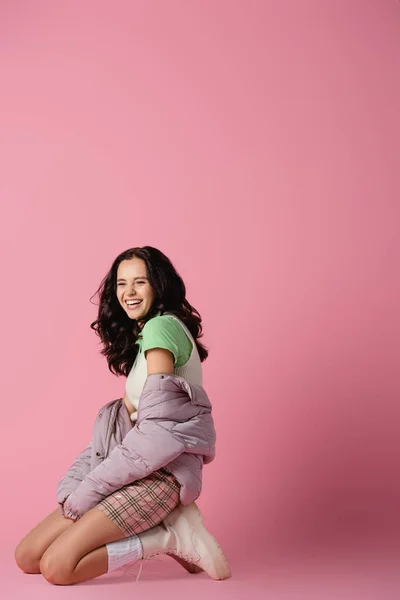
[
  {"x1": 62, "y1": 421, "x2": 185, "y2": 520},
  {"x1": 56, "y1": 441, "x2": 92, "y2": 515}
]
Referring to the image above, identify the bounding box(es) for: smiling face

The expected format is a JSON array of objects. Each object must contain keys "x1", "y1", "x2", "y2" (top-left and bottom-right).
[{"x1": 116, "y1": 258, "x2": 156, "y2": 326}]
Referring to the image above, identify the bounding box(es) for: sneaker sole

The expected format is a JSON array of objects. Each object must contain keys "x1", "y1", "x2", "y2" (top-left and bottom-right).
[
  {"x1": 166, "y1": 502, "x2": 232, "y2": 581},
  {"x1": 170, "y1": 554, "x2": 204, "y2": 574}
]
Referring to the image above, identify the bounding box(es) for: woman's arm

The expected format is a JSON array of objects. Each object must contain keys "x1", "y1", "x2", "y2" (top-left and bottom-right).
[
  {"x1": 56, "y1": 441, "x2": 93, "y2": 511},
  {"x1": 61, "y1": 349, "x2": 178, "y2": 519},
  {"x1": 62, "y1": 418, "x2": 185, "y2": 520},
  {"x1": 145, "y1": 347, "x2": 174, "y2": 375},
  {"x1": 61, "y1": 376, "x2": 198, "y2": 520}
]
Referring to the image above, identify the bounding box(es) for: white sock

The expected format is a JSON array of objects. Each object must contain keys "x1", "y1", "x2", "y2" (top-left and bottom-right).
[{"x1": 106, "y1": 535, "x2": 143, "y2": 573}]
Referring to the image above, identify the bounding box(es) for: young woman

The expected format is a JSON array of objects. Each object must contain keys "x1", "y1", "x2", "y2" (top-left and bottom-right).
[{"x1": 15, "y1": 246, "x2": 231, "y2": 585}]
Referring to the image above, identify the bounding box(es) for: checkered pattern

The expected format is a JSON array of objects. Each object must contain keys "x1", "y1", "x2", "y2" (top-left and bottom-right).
[{"x1": 95, "y1": 468, "x2": 181, "y2": 537}]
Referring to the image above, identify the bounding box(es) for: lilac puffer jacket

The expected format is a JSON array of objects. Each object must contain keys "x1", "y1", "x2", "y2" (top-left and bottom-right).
[{"x1": 57, "y1": 374, "x2": 216, "y2": 521}]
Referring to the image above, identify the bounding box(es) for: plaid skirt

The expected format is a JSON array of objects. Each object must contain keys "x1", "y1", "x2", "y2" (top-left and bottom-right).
[{"x1": 95, "y1": 468, "x2": 181, "y2": 537}]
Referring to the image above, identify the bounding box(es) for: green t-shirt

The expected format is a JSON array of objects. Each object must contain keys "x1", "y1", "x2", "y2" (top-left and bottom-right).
[{"x1": 136, "y1": 314, "x2": 193, "y2": 368}]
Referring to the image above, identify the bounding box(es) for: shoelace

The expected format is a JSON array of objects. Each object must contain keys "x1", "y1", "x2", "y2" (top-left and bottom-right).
[
  {"x1": 146, "y1": 526, "x2": 201, "y2": 563},
  {"x1": 123, "y1": 528, "x2": 201, "y2": 582},
  {"x1": 125, "y1": 559, "x2": 143, "y2": 583},
  {"x1": 147, "y1": 549, "x2": 194, "y2": 562},
  {"x1": 122, "y1": 555, "x2": 165, "y2": 582}
]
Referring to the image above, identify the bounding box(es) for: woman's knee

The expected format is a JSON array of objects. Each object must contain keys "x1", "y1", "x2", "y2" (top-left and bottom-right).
[
  {"x1": 15, "y1": 509, "x2": 73, "y2": 576},
  {"x1": 40, "y1": 551, "x2": 74, "y2": 585},
  {"x1": 15, "y1": 541, "x2": 41, "y2": 574}
]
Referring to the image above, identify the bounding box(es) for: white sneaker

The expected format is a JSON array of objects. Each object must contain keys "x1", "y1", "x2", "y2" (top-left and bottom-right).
[{"x1": 139, "y1": 502, "x2": 232, "y2": 580}]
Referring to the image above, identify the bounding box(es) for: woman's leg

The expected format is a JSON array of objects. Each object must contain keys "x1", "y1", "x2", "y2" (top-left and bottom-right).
[
  {"x1": 39, "y1": 469, "x2": 181, "y2": 585},
  {"x1": 15, "y1": 509, "x2": 74, "y2": 574},
  {"x1": 39, "y1": 506, "x2": 129, "y2": 585}
]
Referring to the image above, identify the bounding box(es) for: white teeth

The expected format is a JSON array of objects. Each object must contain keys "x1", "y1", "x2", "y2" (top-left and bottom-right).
[{"x1": 126, "y1": 300, "x2": 141, "y2": 306}]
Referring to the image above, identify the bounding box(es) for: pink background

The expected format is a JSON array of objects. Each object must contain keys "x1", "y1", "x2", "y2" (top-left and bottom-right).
[{"x1": 1, "y1": 1, "x2": 399, "y2": 598}]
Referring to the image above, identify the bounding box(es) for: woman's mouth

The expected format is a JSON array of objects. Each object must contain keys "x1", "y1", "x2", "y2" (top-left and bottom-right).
[{"x1": 125, "y1": 300, "x2": 142, "y2": 311}]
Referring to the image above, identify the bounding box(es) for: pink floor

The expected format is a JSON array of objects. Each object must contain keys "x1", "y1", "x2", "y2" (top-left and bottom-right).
[{"x1": 4, "y1": 542, "x2": 400, "y2": 600}]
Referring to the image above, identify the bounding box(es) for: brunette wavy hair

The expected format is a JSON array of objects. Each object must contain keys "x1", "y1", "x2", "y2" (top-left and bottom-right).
[{"x1": 90, "y1": 246, "x2": 208, "y2": 376}]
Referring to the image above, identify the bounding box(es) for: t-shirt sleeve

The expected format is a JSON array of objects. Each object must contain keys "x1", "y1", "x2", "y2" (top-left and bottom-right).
[{"x1": 141, "y1": 316, "x2": 193, "y2": 368}]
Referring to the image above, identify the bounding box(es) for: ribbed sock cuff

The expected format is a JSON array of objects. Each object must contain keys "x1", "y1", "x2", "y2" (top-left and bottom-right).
[{"x1": 106, "y1": 534, "x2": 143, "y2": 573}]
